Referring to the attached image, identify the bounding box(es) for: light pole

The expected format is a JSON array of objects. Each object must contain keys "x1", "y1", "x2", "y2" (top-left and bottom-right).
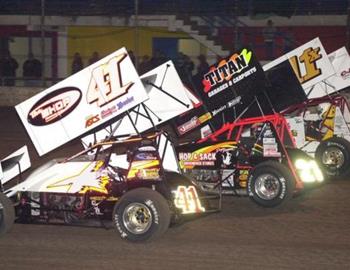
[
  {"x1": 40, "y1": 0, "x2": 46, "y2": 86},
  {"x1": 347, "y1": 0, "x2": 350, "y2": 51},
  {"x1": 134, "y1": 0, "x2": 139, "y2": 70}
]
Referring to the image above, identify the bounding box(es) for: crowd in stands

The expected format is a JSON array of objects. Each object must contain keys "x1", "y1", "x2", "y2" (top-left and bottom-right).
[
  {"x1": 0, "y1": 50, "x2": 42, "y2": 87},
  {"x1": 0, "y1": 47, "x2": 212, "y2": 88},
  {"x1": 0, "y1": 18, "x2": 296, "y2": 88},
  {"x1": 70, "y1": 49, "x2": 210, "y2": 87},
  {"x1": 0, "y1": 50, "x2": 18, "y2": 86}
]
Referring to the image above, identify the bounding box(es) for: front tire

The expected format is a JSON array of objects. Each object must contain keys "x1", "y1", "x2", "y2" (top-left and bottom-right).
[
  {"x1": 0, "y1": 192, "x2": 15, "y2": 236},
  {"x1": 315, "y1": 137, "x2": 350, "y2": 180},
  {"x1": 113, "y1": 188, "x2": 170, "y2": 242},
  {"x1": 248, "y1": 161, "x2": 295, "y2": 207}
]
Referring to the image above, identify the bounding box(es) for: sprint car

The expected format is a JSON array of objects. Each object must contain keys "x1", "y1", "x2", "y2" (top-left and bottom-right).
[
  {"x1": 176, "y1": 113, "x2": 324, "y2": 207},
  {"x1": 0, "y1": 132, "x2": 218, "y2": 241},
  {"x1": 282, "y1": 94, "x2": 350, "y2": 179}
]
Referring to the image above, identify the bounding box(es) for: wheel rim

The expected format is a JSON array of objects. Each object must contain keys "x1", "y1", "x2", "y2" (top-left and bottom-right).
[
  {"x1": 122, "y1": 202, "x2": 152, "y2": 235},
  {"x1": 322, "y1": 146, "x2": 345, "y2": 169},
  {"x1": 254, "y1": 173, "x2": 281, "y2": 200}
]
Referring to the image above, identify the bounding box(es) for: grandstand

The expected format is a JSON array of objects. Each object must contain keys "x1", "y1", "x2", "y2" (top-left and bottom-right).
[{"x1": 0, "y1": 0, "x2": 349, "y2": 101}]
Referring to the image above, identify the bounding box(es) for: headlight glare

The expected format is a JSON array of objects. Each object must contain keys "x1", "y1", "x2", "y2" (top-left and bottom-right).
[{"x1": 294, "y1": 159, "x2": 324, "y2": 183}]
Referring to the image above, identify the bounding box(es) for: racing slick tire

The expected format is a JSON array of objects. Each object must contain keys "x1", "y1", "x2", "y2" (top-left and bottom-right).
[
  {"x1": 112, "y1": 188, "x2": 170, "y2": 242},
  {"x1": 315, "y1": 137, "x2": 350, "y2": 180},
  {"x1": 0, "y1": 192, "x2": 15, "y2": 236},
  {"x1": 248, "y1": 161, "x2": 295, "y2": 207}
]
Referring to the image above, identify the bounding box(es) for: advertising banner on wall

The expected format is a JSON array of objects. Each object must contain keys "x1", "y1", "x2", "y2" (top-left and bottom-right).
[
  {"x1": 16, "y1": 47, "x2": 148, "y2": 156},
  {"x1": 263, "y1": 37, "x2": 336, "y2": 98}
]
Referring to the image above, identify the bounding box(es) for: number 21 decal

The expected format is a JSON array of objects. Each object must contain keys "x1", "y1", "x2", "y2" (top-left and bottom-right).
[
  {"x1": 289, "y1": 47, "x2": 322, "y2": 84},
  {"x1": 87, "y1": 53, "x2": 134, "y2": 107}
]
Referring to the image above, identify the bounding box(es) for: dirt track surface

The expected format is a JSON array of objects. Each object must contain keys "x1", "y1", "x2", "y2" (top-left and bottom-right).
[{"x1": 1, "y1": 107, "x2": 350, "y2": 270}]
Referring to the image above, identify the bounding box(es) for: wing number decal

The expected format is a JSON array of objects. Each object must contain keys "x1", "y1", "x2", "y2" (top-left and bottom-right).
[
  {"x1": 87, "y1": 53, "x2": 134, "y2": 107},
  {"x1": 289, "y1": 47, "x2": 322, "y2": 84}
]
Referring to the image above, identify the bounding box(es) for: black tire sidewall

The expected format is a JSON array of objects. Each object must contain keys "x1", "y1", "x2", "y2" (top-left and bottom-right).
[
  {"x1": 248, "y1": 162, "x2": 294, "y2": 207},
  {"x1": 315, "y1": 138, "x2": 350, "y2": 179},
  {"x1": 113, "y1": 188, "x2": 170, "y2": 242}
]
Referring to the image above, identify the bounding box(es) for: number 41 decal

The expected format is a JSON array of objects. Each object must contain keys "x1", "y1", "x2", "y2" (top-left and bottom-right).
[
  {"x1": 87, "y1": 53, "x2": 134, "y2": 107},
  {"x1": 174, "y1": 186, "x2": 205, "y2": 214},
  {"x1": 289, "y1": 47, "x2": 322, "y2": 85}
]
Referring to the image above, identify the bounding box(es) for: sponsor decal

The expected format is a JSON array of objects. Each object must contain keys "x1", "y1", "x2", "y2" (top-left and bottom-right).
[
  {"x1": 145, "y1": 199, "x2": 159, "y2": 224},
  {"x1": 28, "y1": 87, "x2": 82, "y2": 126},
  {"x1": 135, "y1": 152, "x2": 157, "y2": 160},
  {"x1": 341, "y1": 68, "x2": 350, "y2": 79},
  {"x1": 85, "y1": 114, "x2": 100, "y2": 128},
  {"x1": 127, "y1": 160, "x2": 160, "y2": 179},
  {"x1": 116, "y1": 96, "x2": 135, "y2": 110},
  {"x1": 178, "y1": 142, "x2": 237, "y2": 169},
  {"x1": 177, "y1": 112, "x2": 212, "y2": 135},
  {"x1": 198, "y1": 112, "x2": 212, "y2": 123},
  {"x1": 101, "y1": 105, "x2": 117, "y2": 119},
  {"x1": 114, "y1": 215, "x2": 127, "y2": 238},
  {"x1": 90, "y1": 196, "x2": 119, "y2": 201},
  {"x1": 138, "y1": 168, "x2": 160, "y2": 180},
  {"x1": 239, "y1": 170, "x2": 248, "y2": 187},
  {"x1": 203, "y1": 48, "x2": 253, "y2": 92},
  {"x1": 178, "y1": 117, "x2": 201, "y2": 135},
  {"x1": 278, "y1": 177, "x2": 287, "y2": 199},
  {"x1": 179, "y1": 152, "x2": 216, "y2": 162},
  {"x1": 210, "y1": 95, "x2": 243, "y2": 117},
  {"x1": 85, "y1": 96, "x2": 135, "y2": 128}
]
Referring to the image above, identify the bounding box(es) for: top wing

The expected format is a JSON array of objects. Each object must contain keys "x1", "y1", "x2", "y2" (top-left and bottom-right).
[
  {"x1": 15, "y1": 47, "x2": 148, "y2": 156},
  {"x1": 263, "y1": 37, "x2": 335, "y2": 98}
]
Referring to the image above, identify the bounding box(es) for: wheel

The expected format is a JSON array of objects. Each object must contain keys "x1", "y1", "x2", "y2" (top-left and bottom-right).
[
  {"x1": 0, "y1": 192, "x2": 15, "y2": 236},
  {"x1": 315, "y1": 137, "x2": 350, "y2": 179},
  {"x1": 248, "y1": 161, "x2": 295, "y2": 207},
  {"x1": 112, "y1": 188, "x2": 170, "y2": 242}
]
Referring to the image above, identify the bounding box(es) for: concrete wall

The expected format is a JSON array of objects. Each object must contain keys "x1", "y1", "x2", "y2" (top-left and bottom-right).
[{"x1": 0, "y1": 86, "x2": 43, "y2": 107}]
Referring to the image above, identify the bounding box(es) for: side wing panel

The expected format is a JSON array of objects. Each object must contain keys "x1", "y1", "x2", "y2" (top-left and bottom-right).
[{"x1": 0, "y1": 145, "x2": 31, "y2": 185}]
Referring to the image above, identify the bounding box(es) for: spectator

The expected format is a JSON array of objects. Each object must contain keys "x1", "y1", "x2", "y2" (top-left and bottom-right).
[
  {"x1": 139, "y1": 55, "x2": 151, "y2": 74},
  {"x1": 176, "y1": 52, "x2": 194, "y2": 85},
  {"x1": 71, "y1": 52, "x2": 84, "y2": 74},
  {"x1": 23, "y1": 52, "x2": 42, "y2": 86},
  {"x1": 88, "y1": 51, "x2": 100, "y2": 65},
  {"x1": 262, "y1": 19, "x2": 277, "y2": 60},
  {"x1": 0, "y1": 50, "x2": 18, "y2": 86},
  {"x1": 175, "y1": 52, "x2": 186, "y2": 80},
  {"x1": 196, "y1": 54, "x2": 209, "y2": 76},
  {"x1": 150, "y1": 50, "x2": 166, "y2": 69},
  {"x1": 283, "y1": 27, "x2": 295, "y2": 53},
  {"x1": 183, "y1": 54, "x2": 194, "y2": 75}
]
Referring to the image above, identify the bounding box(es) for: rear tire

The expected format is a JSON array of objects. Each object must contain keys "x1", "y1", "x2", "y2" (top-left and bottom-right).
[
  {"x1": 315, "y1": 137, "x2": 350, "y2": 180},
  {"x1": 248, "y1": 161, "x2": 295, "y2": 207},
  {"x1": 112, "y1": 188, "x2": 170, "y2": 242},
  {"x1": 0, "y1": 192, "x2": 15, "y2": 236}
]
